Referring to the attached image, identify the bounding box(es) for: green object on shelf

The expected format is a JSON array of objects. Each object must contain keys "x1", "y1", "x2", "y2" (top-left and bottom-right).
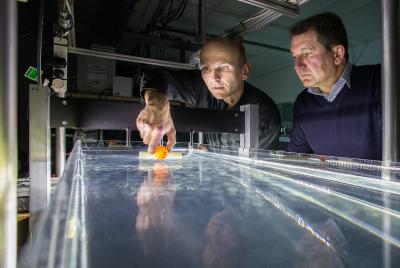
[{"x1": 24, "y1": 66, "x2": 39, "y2": 81}]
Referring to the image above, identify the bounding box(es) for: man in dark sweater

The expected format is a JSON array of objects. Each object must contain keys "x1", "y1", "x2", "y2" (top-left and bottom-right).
[
  {"x1": 136, "y1": 37, "x2": 281, "y2": 153},
  {"x1": 287, "y1": 12, "x2": 381, "y2": 160}
]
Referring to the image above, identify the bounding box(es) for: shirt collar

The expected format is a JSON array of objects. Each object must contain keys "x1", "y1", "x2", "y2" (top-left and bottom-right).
[
  {"x1": 341, "y1": 61, "x2": 352, "y2": 88},
  {"x1": 307, "y1": 62, "x2": 352, "y2": 102}
]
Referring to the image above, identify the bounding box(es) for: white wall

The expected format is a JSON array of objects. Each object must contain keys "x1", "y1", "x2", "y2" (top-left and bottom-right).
[
  {"x1": 248, "y1": 65, "x2": 302, "y2": 103},
  {"x1": 349, "y1": 38, "x2": 381, "y2": 66}
]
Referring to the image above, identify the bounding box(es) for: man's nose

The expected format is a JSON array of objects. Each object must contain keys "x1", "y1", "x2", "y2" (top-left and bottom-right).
[
  {"x1": 212, "y1": 69, "x2": 221, "y2": 81},
  {"x1": 294, "y1": 57, "x2": 305, "y2": 69}
]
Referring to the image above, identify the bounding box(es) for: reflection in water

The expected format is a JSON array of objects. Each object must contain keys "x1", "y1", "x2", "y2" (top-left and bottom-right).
[
  {"x1": 202, "y1": 205, "x2": 245, "y2": 268},
  {"x1": 135, "y1": 162, "x2": 246, "y2": 268},
  {"x1": 135, "y1": 162, "x2": 346, "y2": 268},
  {"x1": 136, "y1": 162, "x2": 176, "y2": 259},
  {"x1": 294, "y1": 218, "x2": 346, "y2": 268}
]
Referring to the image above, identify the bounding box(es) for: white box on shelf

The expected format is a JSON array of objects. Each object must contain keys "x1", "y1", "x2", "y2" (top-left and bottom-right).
[{"x1": 113, "y1": 76, "x2": 134, "y2": 97}]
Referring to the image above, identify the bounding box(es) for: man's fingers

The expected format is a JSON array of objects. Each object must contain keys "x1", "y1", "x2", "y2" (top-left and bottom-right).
[
  {"x1": 142, "y1": 123, "x2": 155, "y2": 144},
  {"x1": 142, "y1": 132, "x2": 151, "y2": 145},
  {"x1": 141, "y1": 124, "x2": 153, "y2": 144},
  {"x1": 148, "y1": 129, "x2": 164, "y2": 154},
  {"x1": 136, "y1": 111, "x2": 147, "y2": 139},
  {"x1": 139, "y1": 125, "x2": 146, "y2": 140},
  {"x1": 136, "y1": 110, "x2": 146, "y2": 130},
  {"x1": 165, "y1": 127, "x2": 176, "y2": 151}
]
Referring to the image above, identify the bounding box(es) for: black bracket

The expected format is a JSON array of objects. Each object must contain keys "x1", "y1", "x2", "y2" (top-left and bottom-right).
[{"x1": 50, "y1": 96, "x2": 245, "y2": 134}]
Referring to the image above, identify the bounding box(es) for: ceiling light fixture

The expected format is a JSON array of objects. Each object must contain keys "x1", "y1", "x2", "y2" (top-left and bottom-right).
[{"x1": 237, "y1": 0, "x2": 299, "y2": 18}]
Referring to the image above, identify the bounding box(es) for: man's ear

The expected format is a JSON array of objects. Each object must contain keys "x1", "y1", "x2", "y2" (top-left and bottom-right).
[
  {"x1": 332, "y1": 44, "x2": 345, "y2": 65},
  {"x1": 242, "y1": 63, "x2": 250, "y2": 80}
]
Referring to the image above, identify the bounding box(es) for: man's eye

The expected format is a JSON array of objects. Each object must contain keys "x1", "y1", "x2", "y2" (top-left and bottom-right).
[
  {"x1": 201, "y1": 67, "x2": 210, "y2": 72},
  {"x1": 220, "y1": 66, "x2": 230, "y2": 71}
]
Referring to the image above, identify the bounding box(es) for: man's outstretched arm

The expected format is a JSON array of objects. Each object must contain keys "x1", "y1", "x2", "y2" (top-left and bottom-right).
[{"x1": 136, "y1": 89, "x2": 176, "y2": 153}]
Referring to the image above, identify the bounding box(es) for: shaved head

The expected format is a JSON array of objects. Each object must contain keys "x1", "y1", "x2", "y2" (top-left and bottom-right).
[{"x1": 200, "y1": 37, "x2": 247, "y2": 66}]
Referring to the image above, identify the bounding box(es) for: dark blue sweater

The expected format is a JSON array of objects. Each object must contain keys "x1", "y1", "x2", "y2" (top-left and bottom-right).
[{"x1": 287, "y1": 65, "x2": 382, "y2": 160}]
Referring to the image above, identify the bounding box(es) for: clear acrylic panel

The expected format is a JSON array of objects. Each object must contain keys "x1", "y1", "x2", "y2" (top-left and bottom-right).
[{"x1": 21, "y1": 140, "x2": 400, "y2": 268}]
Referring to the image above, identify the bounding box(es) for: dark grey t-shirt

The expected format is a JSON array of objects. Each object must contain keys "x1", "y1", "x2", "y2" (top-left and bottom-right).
[{"x1": 142, "y1": 69, "x2": 281, "y2": 150}]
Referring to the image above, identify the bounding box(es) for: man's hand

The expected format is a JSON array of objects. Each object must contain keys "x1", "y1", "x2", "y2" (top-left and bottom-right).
[{"x1": 136, "y1": 89, "x2": 176, "y2": 153}]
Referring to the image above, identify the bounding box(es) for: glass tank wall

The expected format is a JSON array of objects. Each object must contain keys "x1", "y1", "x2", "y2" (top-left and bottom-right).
[{"x1": 21, "y1": 141, "x2": 400, "y2": 268}]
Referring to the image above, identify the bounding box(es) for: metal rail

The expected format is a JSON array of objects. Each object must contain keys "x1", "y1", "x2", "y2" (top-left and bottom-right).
[
  {"x1": 381, "y1": 0, "x2": 400, "y2": 163},
  {"x1": 68, "y1": 47, "x2": 196, "y2": 70}
]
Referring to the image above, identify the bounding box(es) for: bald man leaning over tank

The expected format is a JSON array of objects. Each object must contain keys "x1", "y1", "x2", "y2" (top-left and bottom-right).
[{"x1": 136, "y1": 36, "x2": 281, "y2": 153}]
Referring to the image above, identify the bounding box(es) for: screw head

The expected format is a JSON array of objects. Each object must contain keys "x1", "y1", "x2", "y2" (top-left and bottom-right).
[
  {"x1": 62, "y1": 120, "x2": 68, "y2": 126},
  {"x1": 234, "y1": 128, "x2": 238, "y2": 132},
  {"x1": 62, "y1": 100, "x2": 67, "y2": 106},
  {"x1": 234, "y1": 113, "x2": 238, "y2": 117}
]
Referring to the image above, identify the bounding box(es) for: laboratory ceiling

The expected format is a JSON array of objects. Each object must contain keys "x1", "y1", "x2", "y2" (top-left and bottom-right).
[
  {"x1": 19, "y1": 0, "x2": 382, "y2": 78},
  {"x1": 74, "y1": 0, "x2": 381, "y2": 74}
]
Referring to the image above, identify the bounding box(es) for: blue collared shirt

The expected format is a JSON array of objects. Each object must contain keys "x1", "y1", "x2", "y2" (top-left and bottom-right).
[{"x1": 307, "y1": 63, "x2": 352, "y2": 102}]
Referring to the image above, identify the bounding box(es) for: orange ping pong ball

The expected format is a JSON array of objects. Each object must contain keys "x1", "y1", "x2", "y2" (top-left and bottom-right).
[{"x1": 153, "y1": 146, "x2": 169, "y2": 160}]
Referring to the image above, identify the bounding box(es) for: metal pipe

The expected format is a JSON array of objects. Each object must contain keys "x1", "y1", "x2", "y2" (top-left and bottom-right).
[
  {"x1": 121, "y1": 32, "x2": 201, "y2": 52},
  {"x1": 54, "y1": 36, "x2": 68, "y2": 177},
  {"x1": 198, "y1": 0, "x2": 206, "y2": 43},
  {"x1": 381, "y1": 0, "x2": 400, "y2": 162},
  {"x1": 37, "y1": 0, "x2": 45, "y2": 86},
  {"x1": 0, "y1": 0, "x2": 17, "y2": 266},
  {"x1": 68, "y1": 47, "x2": 196, "y2": 70},
  {"x1": 67, "y1": 0, "x2": 76, "y2": 47},
  {"x1": 163, "y1": 26, "x2": 290, "y2": 52},
  {"x1": 126, "y1": 128, "x2": 131, "y2": 147},
  {"x1": 55, "y1": 127, "x2": 66, "y2": 176},
  {"x1": 189, "y1": 130, "x2": 194, "y2": 149},
  {"x1": 198, "y1": 132, "x2": 204, "y2": 144}
]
